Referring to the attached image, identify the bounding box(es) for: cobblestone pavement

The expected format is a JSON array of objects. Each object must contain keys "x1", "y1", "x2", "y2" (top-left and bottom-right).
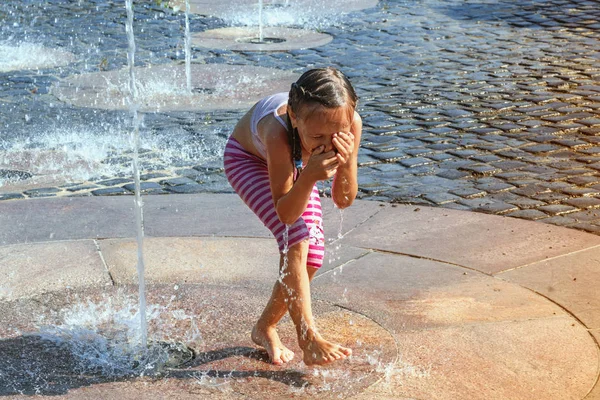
[{"x1": 2, "y1": 0, "x2": 600, "y2": 233}]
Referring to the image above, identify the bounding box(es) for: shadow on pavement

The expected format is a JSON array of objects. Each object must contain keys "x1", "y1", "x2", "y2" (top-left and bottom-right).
[{"x1": 0, "y1": 335, "x2": 308, "y2": 396}]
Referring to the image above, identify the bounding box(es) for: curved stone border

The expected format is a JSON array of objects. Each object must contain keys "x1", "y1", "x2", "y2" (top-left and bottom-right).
[
  {"x1": 50, "y1": 63, "x2": 298, "y2": 112},
  {"x1": 192, "y1": 26, "x2": 333, "y2": 51}
]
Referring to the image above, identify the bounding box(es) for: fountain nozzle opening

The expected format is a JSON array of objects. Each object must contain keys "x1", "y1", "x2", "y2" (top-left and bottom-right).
[{"x1": 238, "y1": 37, "x2": 287, "y2": 45}]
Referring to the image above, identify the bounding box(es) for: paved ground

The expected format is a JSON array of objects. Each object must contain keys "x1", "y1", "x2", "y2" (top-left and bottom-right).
[
  {"x1": 2, "y1": 0, "x2": 600, "y2": 234},
  {"x1": 0, "y1": 193, "x2": 599, "y2": 399}
]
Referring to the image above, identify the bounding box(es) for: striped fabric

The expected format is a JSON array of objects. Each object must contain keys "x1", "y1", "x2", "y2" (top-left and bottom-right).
[{"x1": 224, "y1": 137, "x2": 324, "y2": 269}]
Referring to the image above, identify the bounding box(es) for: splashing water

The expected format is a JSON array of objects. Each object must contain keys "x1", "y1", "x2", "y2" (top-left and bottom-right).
[
  {"x1": 0, "y1": 124, "x2": 226, "y2": 186},
  {"x1": 36, "y1": 293, "x2": 201, "y2": 377},
  {"x1": 223, "y1": 0, "x2": 348, "y2": 30},
  {"x1": 258, "y1": 0, "x2": 264, "y2": 42},
  {"x1": 0, "y1": 40, "x2": 75, "y2": 72},
  {"x1": 184, "y1": 0, "x2": 192, "y2": 93}
]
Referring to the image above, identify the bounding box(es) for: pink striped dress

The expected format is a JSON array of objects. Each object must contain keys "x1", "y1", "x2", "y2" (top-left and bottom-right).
[{"x1": 223, "y1": 93, "x2": 324, "y2": 269}]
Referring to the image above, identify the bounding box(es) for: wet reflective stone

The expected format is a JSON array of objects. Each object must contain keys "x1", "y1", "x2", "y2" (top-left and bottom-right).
[{"x1": 91, "y1": 187, "x2": 132, "y2": 196}]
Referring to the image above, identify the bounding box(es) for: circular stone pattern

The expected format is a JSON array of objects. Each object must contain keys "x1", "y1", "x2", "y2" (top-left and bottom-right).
[
  {"x1": 170, "y1": 0, "x2": 379, "y2": 21},
  {"x1": 50, "y1": 64, "x2": 298, "y2": 112},
  {"x1": 192, "y1": 27, "x2": 333, "y2": 52},
  {"x1": 0, "y1": 284, "x2": 397, "y2": 398}
]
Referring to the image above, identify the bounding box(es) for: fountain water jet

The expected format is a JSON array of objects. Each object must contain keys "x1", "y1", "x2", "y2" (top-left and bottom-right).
[{"x1": 124, "y1": 0, "x2": 148, "y2": 348}]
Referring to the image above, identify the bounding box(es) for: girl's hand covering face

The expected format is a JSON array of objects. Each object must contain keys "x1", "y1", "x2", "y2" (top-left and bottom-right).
[
  {"x1": 332, "y1": 131, "x2": 355, "y2": 166},
  {"x1": 304, "y1": 145, "x2": 339, "y2": 181}
]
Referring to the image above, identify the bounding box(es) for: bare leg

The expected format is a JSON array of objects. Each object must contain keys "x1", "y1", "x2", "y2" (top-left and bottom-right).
[
  {"x1": 252, "y1": 275, "x2": 295, "y2": 365},
  {"x1": 252, "y1": 250, "x2": 313, "y2": 365},
  {"x1": 280, "y1": 239, "x2": 352, "y2": 366}
]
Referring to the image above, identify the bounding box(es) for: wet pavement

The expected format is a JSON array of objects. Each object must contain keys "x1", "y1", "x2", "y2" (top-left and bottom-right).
[
  {"x1": 0, "y1": 193, "x2": 598, "y2": 399},
  {"x1": 2, "y1": 0, "x2": 600, "y2": 233}
]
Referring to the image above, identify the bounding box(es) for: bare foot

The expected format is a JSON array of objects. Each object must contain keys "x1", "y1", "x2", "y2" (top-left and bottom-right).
[
  {"x1": 251, "y1": 324, "x2": 295, "y2": 365},
  {"x1": 300, "y1": 335, "x2": 352, "y2": 366}
]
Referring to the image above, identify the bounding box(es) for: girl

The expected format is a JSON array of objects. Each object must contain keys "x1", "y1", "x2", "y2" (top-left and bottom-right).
[{"x1": 223, "y1": 67, "x2": 361, "y2": 366}]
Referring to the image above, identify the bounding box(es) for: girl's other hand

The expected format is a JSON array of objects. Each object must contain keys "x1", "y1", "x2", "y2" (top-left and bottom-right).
[
  {"x1": 332, "y1": 132, "x2": 355, "y2": 166},
  {"x1": 304, "y1": 145, "x2": 338, "y2": 181}
]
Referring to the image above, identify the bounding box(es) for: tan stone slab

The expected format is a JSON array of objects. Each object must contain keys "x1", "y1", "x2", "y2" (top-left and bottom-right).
[
  {"x1": 0, "y1": 194, "x2": 383, "y2": 246},
  {"x1": 357, "y1": 318, "x2": 596, "y2": 400},
  {"x1": 0, "y1": 240, "x2": 111, "y2": 300},
  {"x1": 313, "y1": 252, "x2": 567, "y2": 332},
  {"x1": 193, "y1": 27, "x2": 333, "y2": 52},
  {"x1": 99, "y1": 237, "x2": 367, "y2": 287},
  {"x1": 340, "y1": 204, "x2": 600, "y2": 274},
  {"x1": 314, "y1": 251, "x2": 598, "y2": 398},
  {"x1": 498, "y1": 246, "x2": 600, "y2": 329}
]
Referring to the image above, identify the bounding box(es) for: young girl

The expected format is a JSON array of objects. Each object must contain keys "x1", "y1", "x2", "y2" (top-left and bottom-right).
[{"x1": 223, "y1": 67, "x2": 361, "y2": 366}]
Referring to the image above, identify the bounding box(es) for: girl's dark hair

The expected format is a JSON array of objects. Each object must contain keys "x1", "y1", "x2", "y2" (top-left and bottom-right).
[{"x1": 286, "y1": 67, "x2": 358, "y2": 173}]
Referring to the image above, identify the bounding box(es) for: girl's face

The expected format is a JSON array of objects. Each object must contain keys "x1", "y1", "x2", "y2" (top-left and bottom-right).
[{"x1": 290, "y1": 103, "x2": 354, "y2": 154}]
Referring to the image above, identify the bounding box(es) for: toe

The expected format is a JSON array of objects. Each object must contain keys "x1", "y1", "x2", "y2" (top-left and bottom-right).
[{"x1": 282, "y1": 349, "x2": 295, "y2": 363}]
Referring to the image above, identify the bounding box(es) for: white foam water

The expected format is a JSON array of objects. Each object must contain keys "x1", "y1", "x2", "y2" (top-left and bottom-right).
[
  {"x1": 0, "y1": 40, "x2": 75, "y2": 72},
  {"x1": 0, "y1": 124, "x2": 226, "y2": 186},
  {"x1": 221, "y1": 2, "x2": 347, "y2": 30},
  {"x1": 36, "y1": 293, "x2": 201, "y2": 377}
]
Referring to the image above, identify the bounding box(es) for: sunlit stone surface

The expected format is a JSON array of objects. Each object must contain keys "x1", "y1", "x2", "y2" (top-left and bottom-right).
[
  {"x1": 51, "y1": 64, "x2": 298, "y2": 112},
  {"x1": 0, "y1": 285, "x2": 397, "y2": 398},
  {"x1": 192, "y1": 27, "x2": 333, "y2": 52}
]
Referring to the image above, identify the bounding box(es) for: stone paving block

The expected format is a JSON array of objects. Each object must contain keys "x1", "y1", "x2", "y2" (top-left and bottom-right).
[
  {"x1": 435, "y1": 169, "x2": 470, "y2": 180},
  {"x1": 370, "y1": 149, "x2": 408, "y2": 162},
  {"x1": 91, "y1": 187, "x2": 131, "y2": 196},
  {"x1": 474, "y1": 200, "x2": 519, "y2": 214},
  {"x1": 421, "y1": 192, "x2": 461, "y2": 205},
  {"x1": 96, "y1": 178, "x2": 132, "y2": 186},
  {"x1": 538, "y1": 204, "x2": 579, "y2": 216},
  {"x1": 570, "y1": 208, "x2": 600, "y2": 222},
  {"x1": 399, "y1": 157, "x2": 433, "y2": 168},
  {"x1": 501, "y1": 195, "x2": 547, "y2": 209},
  {"x1": 0, "y1": 240, "x2": 111, "y2": 300},
  {"x1": 521, "y1": 144, "x2": 562, "y2": 154},
  {"x1": 122, "y1": 182, "x2": 163, "y2": 192},
  {"x1": 159, "y1": 177, "x2": 198, "y2": 186},
  {"x1": 458, "y1": 164, "x2": 501, "y2": 176},
  {"x1": 449, "y1": 187, "x2": 487, "y2": 199},
  {"x1": 571, "y1": 222, "x2": 600, "y2": 234},
  {"x1": 567, "y1": 175, "x2": 600, "y2": 186},
  {"x1": 561, "y1": 187, "x2": 600, "y2": 197},
  {"x1": 505, "y1": 209, "x2": 549, "y2": 221},
  {"x1": 475, "y1": 181, "x2": 514, "y2": 193},
  {"x1": 23, "y1": 187, "x2": 61, "y2": 197},
  {"x1": 0, "y1": 193, "x2": 25, "y2": 201},
  {"x1": 563, "y1": 197, "x2": 600, "y2": 209}
]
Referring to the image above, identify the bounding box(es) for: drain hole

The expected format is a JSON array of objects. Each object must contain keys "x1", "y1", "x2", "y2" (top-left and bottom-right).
[{"x1": 237, "y1": 37, "x2": 287, "y2": 44}]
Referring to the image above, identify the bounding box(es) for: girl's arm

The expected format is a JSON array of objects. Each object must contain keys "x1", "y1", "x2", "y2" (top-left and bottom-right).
[
  {"x1": 263, "y1": 122, "x2": 338, "y2": 225},
  {"x1": 331, "y1": 111, "x2": 362, "y2": 209}
]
